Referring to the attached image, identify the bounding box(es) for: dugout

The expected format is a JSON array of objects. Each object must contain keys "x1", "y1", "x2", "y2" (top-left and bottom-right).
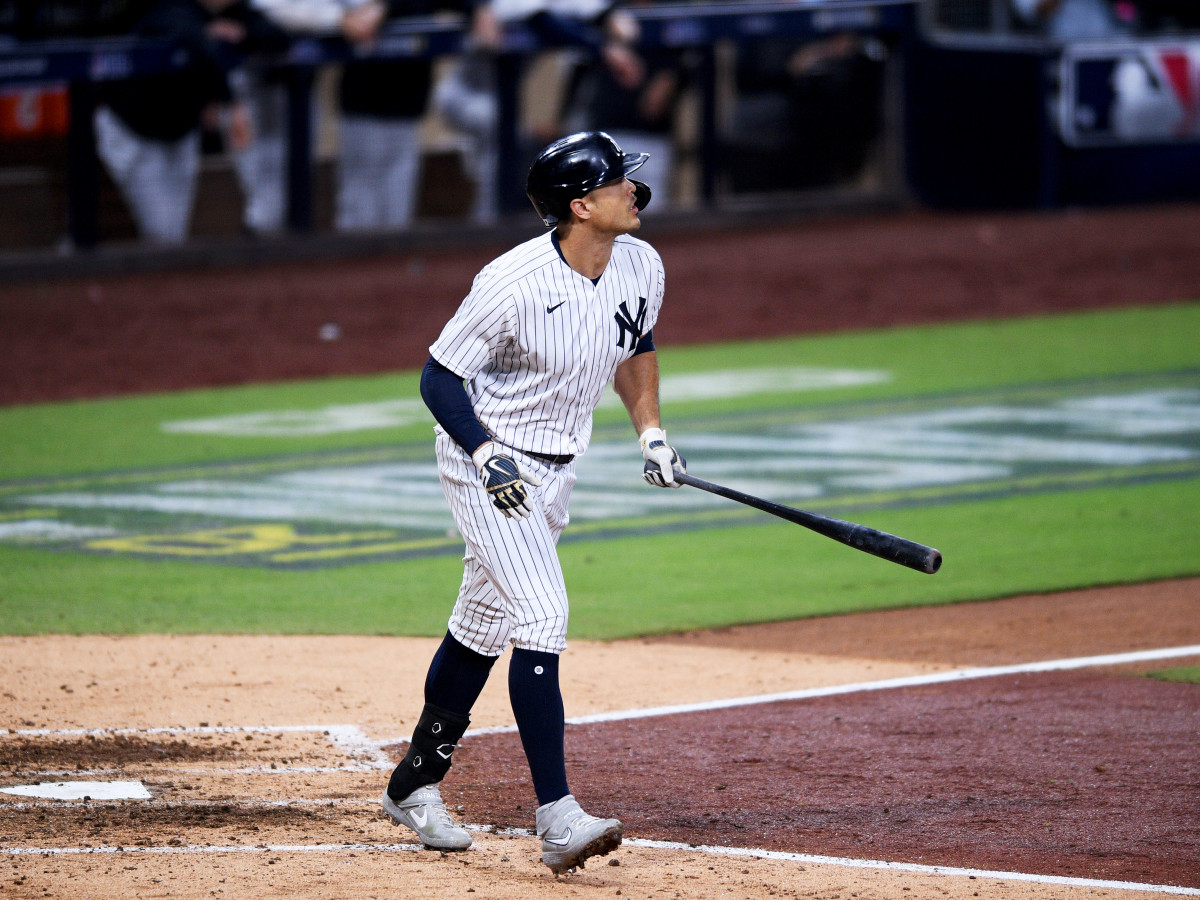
[
  {"x1": 905, "y1": 0, "x2": 1200, "y2": 208},
  {"x1": 0, "y1": 0, "x2": 921, "y2": 260}
]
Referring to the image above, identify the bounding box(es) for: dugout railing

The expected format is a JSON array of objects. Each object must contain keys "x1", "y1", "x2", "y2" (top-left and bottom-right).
[
  {"x1": 5, "y1": 0, "x2": 1199, "y2": 268},
  {"x1": 0, "y1": 0, "x2": 918, "y2": 262}
]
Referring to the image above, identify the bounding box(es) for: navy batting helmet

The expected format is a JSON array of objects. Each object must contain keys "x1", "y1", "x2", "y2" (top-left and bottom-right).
[{"x1": 526, "y1": 131, "x2": 651, "y2": 227}]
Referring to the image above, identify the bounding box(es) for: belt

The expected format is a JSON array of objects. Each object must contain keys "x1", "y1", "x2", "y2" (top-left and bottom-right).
[{"x1": 522, "y1": 449, "x2": 575, "y2": 465}]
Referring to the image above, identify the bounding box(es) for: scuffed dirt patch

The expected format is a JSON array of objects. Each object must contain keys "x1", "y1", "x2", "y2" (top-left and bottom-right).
[{"x1": 0, "y1": 734, "x2": 234, "y2": 772}]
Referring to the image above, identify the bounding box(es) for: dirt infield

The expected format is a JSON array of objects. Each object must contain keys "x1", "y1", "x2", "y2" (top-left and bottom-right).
[
  {"x1": 2, "y1": 203, "x2": 1200, "y2": 897},
  {"x1": 2, "y1": 584, "x2": 1199, "y2": 897}
]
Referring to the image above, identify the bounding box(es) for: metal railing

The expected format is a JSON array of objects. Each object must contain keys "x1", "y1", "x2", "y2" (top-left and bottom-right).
[{"x1": 0, "y1": 0, "x2": 918, "y2": 258}]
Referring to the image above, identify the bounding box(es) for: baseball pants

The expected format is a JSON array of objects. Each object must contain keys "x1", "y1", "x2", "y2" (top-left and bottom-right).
[{"x1": 434, "y1": 430, "x2": 576, "y2": 656}]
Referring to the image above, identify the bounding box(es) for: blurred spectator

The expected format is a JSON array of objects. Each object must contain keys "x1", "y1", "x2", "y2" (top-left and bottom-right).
[
  {"x1": 432, "y1": 0, "x2": 632, "y2": 224},
  {"x1": 722, "y1": 32, "x2": 886, "y2": 195},
  {"x1": 334, "y1": 0, "x2": 473, "y2": 232},
  {"x1": 226, "y1": 0, "x2": 351, "y2": 236},
  {"x1": 429, "y1": 0, "x2": 503, "y2": 224},
  {"x1": 1009, "y1": 0, "x2": 1136, "y2": 40},
  {"x1": 94, "y1": 0, "x2": 288, "y2": 243},
  {"x1": 560, "y1": 1, "x2": 690, "y2": 210}
]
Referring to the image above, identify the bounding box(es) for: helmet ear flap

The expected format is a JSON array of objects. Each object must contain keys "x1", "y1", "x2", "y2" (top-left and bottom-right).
[
  {"x1": 527, "y1": 189, "x2": 559, "y2": 227},
  {"x1": 632, "y1": 180, "x2": 651, "y2": 214}
]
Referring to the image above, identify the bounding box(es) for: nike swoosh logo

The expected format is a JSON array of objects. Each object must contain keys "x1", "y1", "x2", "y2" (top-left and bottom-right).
[
  {"x1": 547, "y1": 302, "x2": 567, "y2": 313},
  {"x1": 410, "y1": 807, "x2": 429, "y2": 829},
  {"x1": 543, "y1": 827, "x2": 572, "y2": 847}
]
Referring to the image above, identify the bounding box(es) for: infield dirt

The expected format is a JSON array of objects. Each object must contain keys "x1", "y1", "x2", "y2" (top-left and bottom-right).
[{"x1": 3, "y1": 580, "x2": 1199, "y2": 898}]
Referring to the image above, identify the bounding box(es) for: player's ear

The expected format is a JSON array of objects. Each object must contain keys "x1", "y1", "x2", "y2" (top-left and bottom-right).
[{"x1": 568, "y1": 195, "x2": 592, "y2": 221}]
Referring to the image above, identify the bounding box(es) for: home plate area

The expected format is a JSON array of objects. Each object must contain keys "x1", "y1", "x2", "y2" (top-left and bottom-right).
[{"x1": 2, "y1": 658, "x2": 1199, "y2": 900}]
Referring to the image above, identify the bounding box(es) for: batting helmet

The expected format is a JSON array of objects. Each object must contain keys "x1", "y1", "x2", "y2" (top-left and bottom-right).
[{"x1": 526, "y1": 131, "x2": 651, "y2": 227}]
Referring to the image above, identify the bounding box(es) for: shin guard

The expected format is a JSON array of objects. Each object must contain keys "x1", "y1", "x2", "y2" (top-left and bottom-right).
[{"x1": 386, "y1": 702, "x2": 471, "y2": 801}]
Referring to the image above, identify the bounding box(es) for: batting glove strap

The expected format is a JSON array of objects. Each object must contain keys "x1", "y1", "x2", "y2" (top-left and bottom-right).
[
  {"x1": 473, "y1": 442, "x2": 541, "y2": 519},
  {"x1": 471, "y1": 440, "x2": 498, "y2": 472},
  {"x1": 639, "y1": 427, "x2": 686, "y2": 489}
]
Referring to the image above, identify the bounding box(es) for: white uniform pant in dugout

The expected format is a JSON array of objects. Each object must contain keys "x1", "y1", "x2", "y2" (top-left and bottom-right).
[{"x1": 435, "y1": 430, "x2": 576, "y2": 656}]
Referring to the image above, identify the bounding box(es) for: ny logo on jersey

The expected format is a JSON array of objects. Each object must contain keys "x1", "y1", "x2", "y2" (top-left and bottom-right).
[{"x1": 614, "y1": 296, "x2": 648, "y2": 351}]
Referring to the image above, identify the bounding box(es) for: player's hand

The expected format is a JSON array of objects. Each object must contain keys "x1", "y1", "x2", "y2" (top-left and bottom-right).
[
  {"x1": 639, "y1": 427, "x2": 686, "y2": 488},
  {"x1": 472, "y1": 442, "x2": 543, "y2": 519}
]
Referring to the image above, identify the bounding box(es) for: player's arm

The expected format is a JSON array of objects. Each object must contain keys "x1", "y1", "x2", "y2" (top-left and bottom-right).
[
  {"x1": 420, "y1": 356, "x2": 490, "y2": 453},
  {"x1": 613, "y1": 335, "x2": 686, "y2": 488},
  {"x1": 420, "y1": 357, "x2": 541, "y2": 518}
]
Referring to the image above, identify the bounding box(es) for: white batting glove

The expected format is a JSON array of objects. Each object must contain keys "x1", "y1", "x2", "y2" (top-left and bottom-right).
[
  {"x1": 639, "y1": 427, "x2": 686, "y2": 488},
  {"x1": 472, "y1": 441, "x2": 543, "y2": 519}
]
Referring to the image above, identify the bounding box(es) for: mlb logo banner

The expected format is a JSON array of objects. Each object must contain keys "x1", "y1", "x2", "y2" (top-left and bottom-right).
[{"x1": 1058, "y1": 40, "x2": 1200, "y2": 146}]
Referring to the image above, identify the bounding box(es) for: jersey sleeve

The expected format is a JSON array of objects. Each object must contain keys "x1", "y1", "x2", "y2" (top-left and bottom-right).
[
  {"x1": 429, "y1": 273, "x2": 516, "y2": 380},
  {"x1": 644, "y1": 246, "x2": 666, "y2": 336}
]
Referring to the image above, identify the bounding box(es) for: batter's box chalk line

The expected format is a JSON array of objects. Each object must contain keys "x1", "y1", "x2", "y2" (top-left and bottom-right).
[
  {"x1": 376, "y1": 643, "x2": 1200, "y2": 745},
  {"x1": 1, "y1": 834, "x2": 1196, "y2": 897}
]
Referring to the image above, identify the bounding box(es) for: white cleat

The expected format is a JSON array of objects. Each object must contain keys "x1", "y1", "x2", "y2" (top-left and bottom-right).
[
  {"x1": 381, "y1": 785, "x2": 472, "y2": 851},
  {"x1": 535, "y1": 794, "x2": 622, "y2": 874}
]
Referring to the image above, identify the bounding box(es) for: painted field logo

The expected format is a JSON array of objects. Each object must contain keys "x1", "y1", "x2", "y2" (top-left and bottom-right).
[{"x1": 3, "y1": 378, "x2": 1198, "y2": 569}]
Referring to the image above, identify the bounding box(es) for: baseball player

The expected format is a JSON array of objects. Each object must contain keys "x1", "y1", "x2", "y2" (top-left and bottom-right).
[{"x1": 380, "y1": 130, "x2": 685, "y2": 873}]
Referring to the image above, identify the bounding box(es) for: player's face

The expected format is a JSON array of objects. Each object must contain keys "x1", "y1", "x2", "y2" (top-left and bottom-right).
[{"x1": 583, "y1": 178, "x2": 641, "y2": 234}]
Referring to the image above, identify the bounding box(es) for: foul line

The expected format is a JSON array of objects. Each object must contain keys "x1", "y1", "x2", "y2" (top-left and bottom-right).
[
  {"x1": 451, "y1": 643, "x2": 1200, "y2": 741},
  {"x1": 2, "y1": 833, "x2": 1197, "y2": 896},
  {"x1": 624, "y1": 837, "x2": 1200, "y2": 897},
  {"x1": 8, "y1": 646, "x2": 1199, "y2": 769}
]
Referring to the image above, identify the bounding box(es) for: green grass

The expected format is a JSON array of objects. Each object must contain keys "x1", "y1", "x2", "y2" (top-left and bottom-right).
[
  {"x1": 3, "y1": 303, "x2": 1199, "y2": 480},
  {"x1": 2, "y1": 475, "x2": 1195, "y2": 638},
  {"x1": 1145, "y1": 666, "x2": 1200, "y2": 685},
  {"x1": 1, "y1": 302, "x2": 1198, "y2": 637}
]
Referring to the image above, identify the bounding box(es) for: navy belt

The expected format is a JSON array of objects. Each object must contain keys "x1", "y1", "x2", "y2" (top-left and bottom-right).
[{"x1": 523, "y1": 449, "x2": 575, "y2": 465}]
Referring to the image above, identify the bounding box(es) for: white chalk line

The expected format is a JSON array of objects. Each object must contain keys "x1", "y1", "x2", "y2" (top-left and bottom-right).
[
  {"x1": 1, "y1": 797, "x2": 380, "y2": 810},
  {"x1": 449, "y1": 643, "x2": 1200, "y2": 741},
  {"x1": 2, "y1": 831, "x2": 1197, "y2": 897},
  {"x1": 623, "y1": 837, "x2": 1200, "y2": 896},
  {"x1": 9, "y1": 645, "x2": 1199, "y2": 758},
  {"x1": 10, "y1": 764, "x2": 381, "y2": 779}
]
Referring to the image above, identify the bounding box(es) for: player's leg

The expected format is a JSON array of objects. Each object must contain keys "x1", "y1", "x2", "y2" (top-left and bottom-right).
[
  {"x1": 382, "y1": 435, "x2": 550, "y2": 849},
  {"x1": 381, "y1": 448, "x2": 516, "y2": 849},
  {"x1": 438, "y1": 436, "x2": 623, "y2": 868},
  {"x1": 484, "y1": 450, "x2": 622, "y2": 872},
  {"x1": 378, "y1": 118, "x2": 422, "y2": 229},
  {"x1": 335, "y1": 115, "x2": 383, "y2": 230}
]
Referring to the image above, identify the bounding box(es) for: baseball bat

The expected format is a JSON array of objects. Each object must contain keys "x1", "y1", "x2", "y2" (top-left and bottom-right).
[{"x1": 673, "y1": 472, "x2": 942, "y2": 574}]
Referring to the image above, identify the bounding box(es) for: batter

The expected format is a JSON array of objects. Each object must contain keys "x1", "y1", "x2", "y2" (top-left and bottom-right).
[{"x1": 380, "y1": 131, "x2": 686, "y2": 874}]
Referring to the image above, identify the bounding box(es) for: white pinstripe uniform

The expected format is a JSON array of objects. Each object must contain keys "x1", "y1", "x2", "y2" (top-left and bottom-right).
[{"x1": 429, "y1": 229, "x2": 665, "y2": 656}]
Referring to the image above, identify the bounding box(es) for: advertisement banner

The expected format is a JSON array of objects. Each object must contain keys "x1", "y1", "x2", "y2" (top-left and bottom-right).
[{"x1": 1060, "y1": 40, "x2": 1200, "y2": 146}]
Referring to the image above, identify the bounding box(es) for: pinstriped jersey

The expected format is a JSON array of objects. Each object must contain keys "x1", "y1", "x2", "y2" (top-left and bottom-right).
[{"x1": 430, "y1": 230, "x2": 665, "y2": 458}]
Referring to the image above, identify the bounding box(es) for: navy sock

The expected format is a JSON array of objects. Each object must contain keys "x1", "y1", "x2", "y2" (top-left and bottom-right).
[
  {"x1": 508, "y1": 648, "x2": 570, "y2": 807},
  {"x1": 424, "y1": 631, "x2": 497, "y2": 716}
]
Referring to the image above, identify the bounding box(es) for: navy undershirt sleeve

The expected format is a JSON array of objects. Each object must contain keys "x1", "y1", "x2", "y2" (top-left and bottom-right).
[
  {"x1": 634, "y1": 329, "x2": 655, "y2": 355},
  {"x1": 420, "y1": 357, "x2": 491, "y2": 454}
]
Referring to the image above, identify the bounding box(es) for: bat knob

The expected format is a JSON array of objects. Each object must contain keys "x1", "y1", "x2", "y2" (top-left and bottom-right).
[{"x1": 924, "y1": 550, "x2": 943, "y2": 575}]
